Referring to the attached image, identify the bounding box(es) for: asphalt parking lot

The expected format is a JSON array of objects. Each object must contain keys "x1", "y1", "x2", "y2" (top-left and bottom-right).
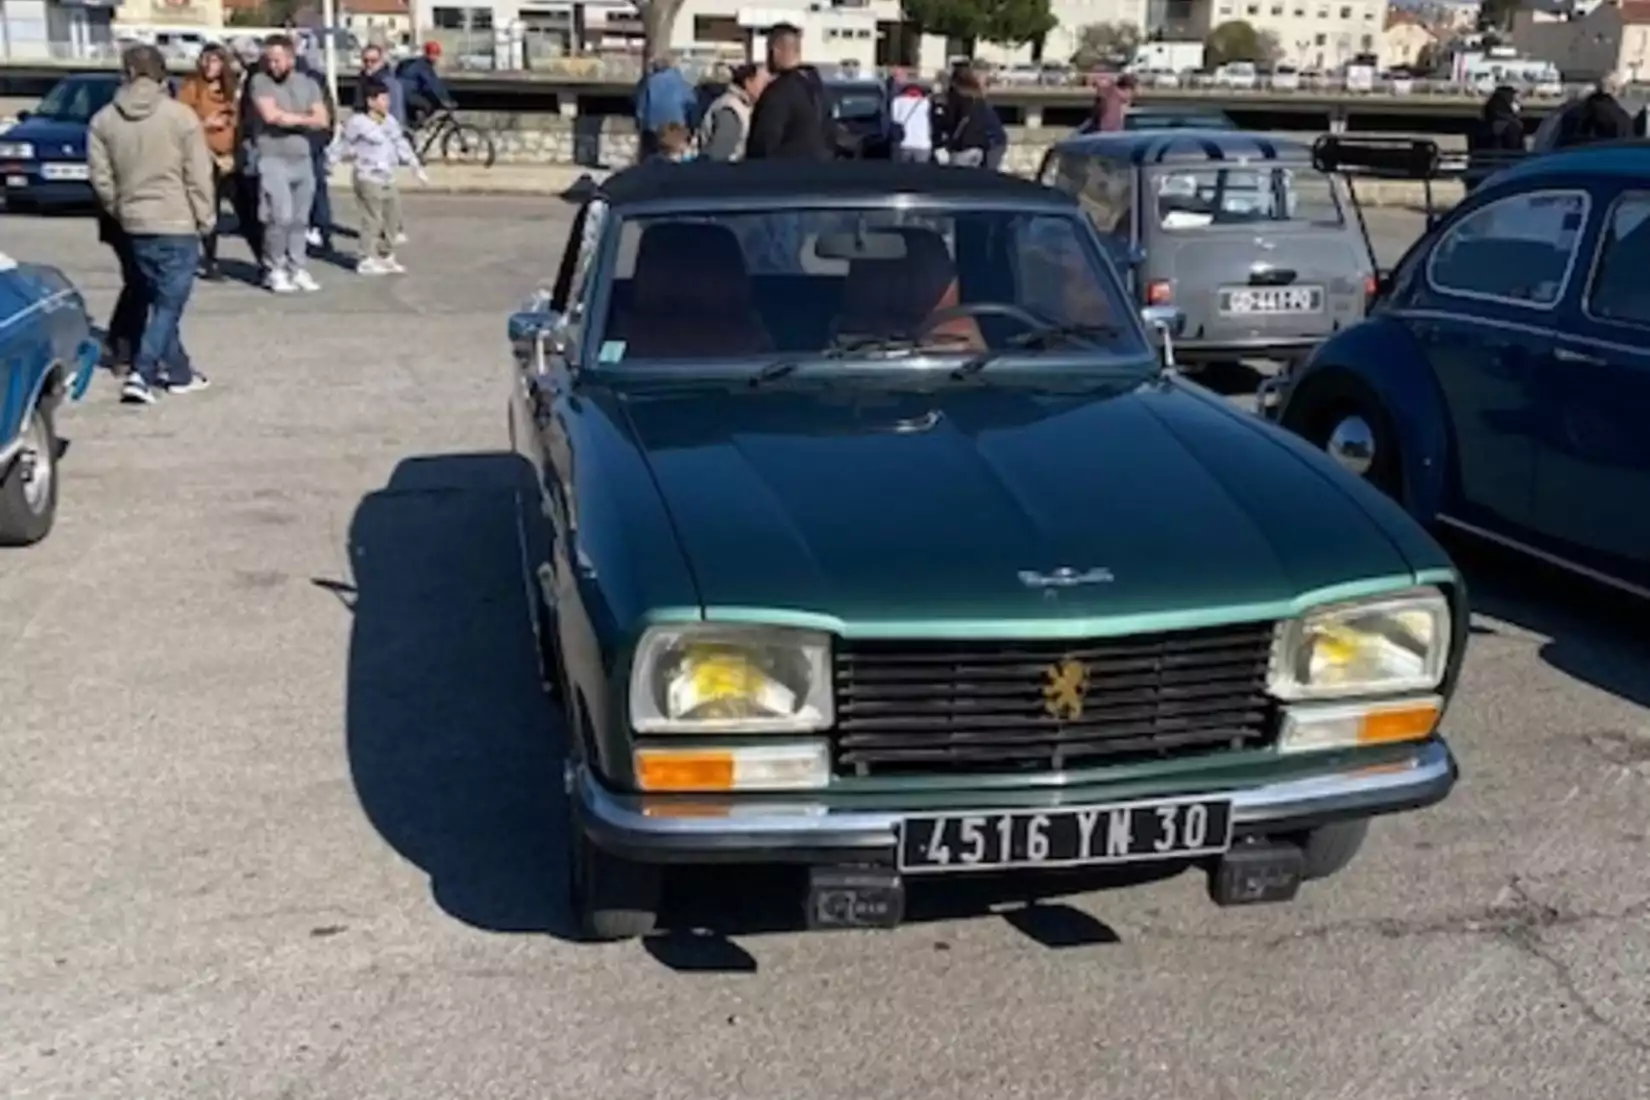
[{"x1": 4, "y1": 198, "x2": 1648, "y2": 1100}]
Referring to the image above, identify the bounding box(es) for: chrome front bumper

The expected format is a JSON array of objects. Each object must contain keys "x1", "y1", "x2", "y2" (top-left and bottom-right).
[{"x1": 574, "y1": 739, "x2": 1457, "y2": 864}]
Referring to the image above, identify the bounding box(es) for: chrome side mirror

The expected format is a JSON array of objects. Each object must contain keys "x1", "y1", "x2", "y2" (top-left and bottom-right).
[
  {"x1": 508, "y1": 306, "x2": 568, "y2": 372},
  {"x1": 1140, "y1": 305, "x2": 1185, "y2": 368}
]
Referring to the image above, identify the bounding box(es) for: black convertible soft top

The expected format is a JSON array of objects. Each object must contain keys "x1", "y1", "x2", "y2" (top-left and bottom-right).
[{"x1": 590, "y1": 159, "x2": 1075, "y2": 208}]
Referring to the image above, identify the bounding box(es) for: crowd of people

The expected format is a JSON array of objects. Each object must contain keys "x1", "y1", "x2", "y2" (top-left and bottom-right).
[
  {"x1": 85, "y1": 38, "x2": 447, "y2": 407},
  {"x1": 631, "y1": 27, "x2": 1009, "y2": 166},
  {"x1": 1465, "y1": 70, "x2": 1643, "y2": 189}
]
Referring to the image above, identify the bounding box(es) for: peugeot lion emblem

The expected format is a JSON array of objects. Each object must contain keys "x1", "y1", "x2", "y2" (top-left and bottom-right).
[{"x1": 1017, "y1": 566, "x2": 1115, "y2": 589}]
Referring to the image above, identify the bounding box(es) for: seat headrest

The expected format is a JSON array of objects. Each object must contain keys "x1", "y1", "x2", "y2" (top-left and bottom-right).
[
  {"x1": 631, "y1": 222, "x2": 753, "y2": 317},
  {"x1": 839, "y1": 227, "x2": 959, "y2": 334}
]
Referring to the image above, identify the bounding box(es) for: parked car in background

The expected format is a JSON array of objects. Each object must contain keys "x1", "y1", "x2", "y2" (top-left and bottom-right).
[
  {"x1": 1214, "y1": 61, "x2": 1259, "y2": 89},
  {"x1": 507, "y1": 160, "x2": 1463, "y2": 941},
  {"x1": 1282, "y1": 140, "x2": 1650, "y2": 597},
  {"x1": 0, "y1": 254, "x2": 99, "y2": 546},
  {"x1": 0, "y1": 74, "x2": 121, "y2": 212},
  {"x1": 1038, "y1": 130, "x2": 1373, "y2": 380},
  {"x1": 1270, "y1": 64, "x2": 1302, "y2": 91},
  {"x1": 824, "y1": 77, "x2": 895, "y2": 160}
]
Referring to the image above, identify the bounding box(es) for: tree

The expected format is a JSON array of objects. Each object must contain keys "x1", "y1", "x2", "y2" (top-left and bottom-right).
[
  {"x1": 637, "y1": 0, "x2": 686, "y2": 62},
  {"x1": 903, "y1": 0, "x2": 1055, "y2": 49},
  {"x1": 1256, "y1": 29, "x2": 1283, "y2": 62},
  {"x1": 1072, "y1": 21, "x2": 1141, "y2": 69},
  {"x1": 1205, "y1": 20, "x2": 1264, "y2": 65}
]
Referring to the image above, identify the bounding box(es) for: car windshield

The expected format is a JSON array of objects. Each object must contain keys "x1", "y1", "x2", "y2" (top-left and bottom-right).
[
  {"x1": 33, "y1": 78, "x2": 117, "y2": 123},
  {"x1": 594, "y1": 204, "x2": 1148, "y2": 370},
  {"x1": 831, "y1": 91, "x2": 883, "y2": 121},
  {"x1": 1152, "y1": 165, "x2": 1342, "y2": 229}
]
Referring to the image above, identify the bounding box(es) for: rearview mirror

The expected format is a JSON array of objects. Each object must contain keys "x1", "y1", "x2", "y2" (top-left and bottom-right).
[
  {"x1": 1140, "y1": 304, "x2": 1185, "y2": 337},
  {"x1": 1140, "y1": 305, "x2": 1184, "y2": 369},
  {"x1": 508, "y1": 307, "x2": 567, "y2": 370},
  {"x1": 814, "y1": 230, "x2": 908, "y2": 262}
]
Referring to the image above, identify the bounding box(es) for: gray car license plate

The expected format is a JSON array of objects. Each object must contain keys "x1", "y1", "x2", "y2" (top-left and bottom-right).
[
  {"x1": 897, "y1": 796, "x2": 1233, "y2": 874},
  {"x1": 1218, "y1": 286, "x2": 1324, "y2": 314}
]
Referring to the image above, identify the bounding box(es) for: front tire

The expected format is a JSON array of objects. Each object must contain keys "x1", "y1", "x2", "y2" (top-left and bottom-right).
[
  {"x1": 0, "y1": 406, "x2": 59, "y2": 546},
  {"x1": 441, "y1": 123, "x2": 497, "y2": 168},
  {"x1": 1298, "y1": 819, "x2": 1369, "y2": 881},
  {"x1": 1291, "y1": 384, "x2": 1402, "y2": 499},
  {"x1": 567, "y1": 799, "x2": 661, "y2": 941}
]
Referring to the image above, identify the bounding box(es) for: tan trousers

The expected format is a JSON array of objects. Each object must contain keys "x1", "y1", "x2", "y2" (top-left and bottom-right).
[{"x1": 354, "y1": 177, "x2": 403, "y2": 259}]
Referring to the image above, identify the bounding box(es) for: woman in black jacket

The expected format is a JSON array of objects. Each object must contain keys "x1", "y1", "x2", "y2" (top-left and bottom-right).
[
  {"x1": 938, "y1": 68, "x2": 1005, "y2": 168},
  {"x1": 1464, "y1": 84, "x2": 1525, "y2": 191}
]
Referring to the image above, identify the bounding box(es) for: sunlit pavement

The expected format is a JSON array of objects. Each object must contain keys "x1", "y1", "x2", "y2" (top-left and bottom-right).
[{"x1": 3, "y1": 200, "x2": 1646, "y2": 1100}]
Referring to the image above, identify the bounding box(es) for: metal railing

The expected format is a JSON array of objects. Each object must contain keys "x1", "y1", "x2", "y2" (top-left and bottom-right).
[{"x1": 0, "y1": 33, "x2": 1624, "y2": 102}]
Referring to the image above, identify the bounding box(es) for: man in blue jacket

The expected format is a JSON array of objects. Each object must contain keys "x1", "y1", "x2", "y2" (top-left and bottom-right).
[
  {"x1": 634, "y1": 53, "x2": 697, "y2": 161},
  {"x1": 396, "y1": 41, "x2": 457, "y2": 130}
]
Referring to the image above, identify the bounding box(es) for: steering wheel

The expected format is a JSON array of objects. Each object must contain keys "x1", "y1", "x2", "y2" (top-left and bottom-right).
[{"x1": 914, "y1": 302, "x2": 1046, "y2": 337}]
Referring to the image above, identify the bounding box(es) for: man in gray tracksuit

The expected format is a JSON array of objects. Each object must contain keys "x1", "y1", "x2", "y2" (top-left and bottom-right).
[{"x1": 248, "y1": 34, "x2": 329, "y2": 293}]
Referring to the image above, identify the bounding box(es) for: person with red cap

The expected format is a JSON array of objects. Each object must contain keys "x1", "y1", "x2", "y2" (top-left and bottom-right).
[{"x1": 394, "y1": 39, "x2": 457, "y2": 133}]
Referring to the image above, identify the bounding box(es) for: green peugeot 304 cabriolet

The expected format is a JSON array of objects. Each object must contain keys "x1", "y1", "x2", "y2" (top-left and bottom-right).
[{"x1": 507, "y1": 160, "x2": 1464, "y2": 942}]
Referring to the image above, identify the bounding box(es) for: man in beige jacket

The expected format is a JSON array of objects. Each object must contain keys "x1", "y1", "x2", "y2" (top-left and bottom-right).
[{"x1": 88, "y1": 44, "x2": 216, "y2": 405}]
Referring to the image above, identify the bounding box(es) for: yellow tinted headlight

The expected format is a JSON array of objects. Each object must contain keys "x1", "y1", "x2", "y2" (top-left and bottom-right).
[
  {"x1": 1269, "y1": 588, "x2": 1450, "y2": 700},
  {"x1": 629, "y1": 626, "x2": 833, "y2": 733}
]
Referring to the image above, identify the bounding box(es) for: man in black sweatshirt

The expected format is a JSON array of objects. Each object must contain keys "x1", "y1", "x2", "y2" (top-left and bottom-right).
[{"x1": 745, "y1": 23, "x2": 831, "y2": 161}]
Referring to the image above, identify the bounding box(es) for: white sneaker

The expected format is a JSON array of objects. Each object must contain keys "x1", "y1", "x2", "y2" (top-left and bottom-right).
[
  {"x1": 291, "y1": 268, "x2": 322, "y2": 292},
  {"x1": 265, "y1": 267, "x2": 297, "y2": 294},
  {"x1": 381, "y1": 254, "x2": 406, "y2": 274},
  {"x1": 305, "y1": 227, "x2": 323, "y2": 247},
  {"x1": 357, "y1": 257, "x2": 388, "y2": 276}
]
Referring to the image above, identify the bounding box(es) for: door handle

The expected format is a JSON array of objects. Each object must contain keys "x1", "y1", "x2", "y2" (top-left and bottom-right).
[{"x1": 1553, "y1": 346, "x2": 1605, "y2": 367}]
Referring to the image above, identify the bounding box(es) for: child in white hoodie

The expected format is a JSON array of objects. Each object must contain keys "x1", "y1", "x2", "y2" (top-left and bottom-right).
[{"x1": 328, "y1": 78, "x2": 427, "y2": 274}]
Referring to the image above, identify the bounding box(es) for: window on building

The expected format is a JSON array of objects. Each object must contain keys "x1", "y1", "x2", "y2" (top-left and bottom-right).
[
  {"x1": 1315, "y1": 32, "x2": 1326, "y2": 45},
  {"x1": 431, "y1": 7, "x2": 466, "y2": 29},
  {"x1": 1246, "y1": 3, "x2": 1258, "y2": 13},
  {"x1": 1339, "y1": 5, "x2": 1352, "y2": 17},
  {"x1": 1272, "y1": 4, "x2": 1284, "y2": 13},
  {"x1": 1360, "y1": 33, "x2": 1373, "y2": 49}
]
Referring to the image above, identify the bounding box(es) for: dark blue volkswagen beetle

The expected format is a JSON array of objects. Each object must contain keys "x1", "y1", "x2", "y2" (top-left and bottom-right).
[
  {"x1": 1280, "y1": 140, "x2": 1650, "y2": 597},
  {"x1": 0, "y1": 253, "x2": 100, "y2": 545}
]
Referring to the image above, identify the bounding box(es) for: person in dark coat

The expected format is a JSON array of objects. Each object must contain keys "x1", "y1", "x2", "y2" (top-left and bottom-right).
[
  {"x1": 745, "y1": 23, "x2": 831, "y2": 161},
  {"x1": 937, "y1": 67, "x2": 1006, "y2": 168},
  {"x1": 293, "y1": 51, "x2": 336, "y2": 254},
  {"x1": 96, "y1": 208, "x2": 146, "y2": 376},
  {"x1": 231, "y1": 40, "x2": 267, "y2": 276},
  {"x1": 1555, "y1": 72, "x2": 1634, "y2": 149},
  {"x1": 1464, "y1": 84, "x2": 1525, "y2": 191}
]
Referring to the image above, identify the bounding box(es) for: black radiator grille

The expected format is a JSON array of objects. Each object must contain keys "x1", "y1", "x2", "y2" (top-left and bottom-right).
[{"x1": 833, "y1": 622, "x2": 1278, "y2": 776}]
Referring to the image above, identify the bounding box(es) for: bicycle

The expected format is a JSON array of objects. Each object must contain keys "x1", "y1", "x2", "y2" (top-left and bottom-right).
[{"x1": 411, "y1": 106, "x2": 497, "y2": 168}]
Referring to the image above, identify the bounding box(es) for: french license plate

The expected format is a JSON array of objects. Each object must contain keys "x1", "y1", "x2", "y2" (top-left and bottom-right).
[
  {"x1": 1218, "y1": 286, "x2": 1324, "y2": 315},
  {"x1": 897, "y1": 797, "x2": 1233, "y2": 874},
  {"x1": 4, "y1": 174, "x2": 25, "y2": 188},
  {"x1": 40, "y1": 163, "x2": 87, "y2": 181}
]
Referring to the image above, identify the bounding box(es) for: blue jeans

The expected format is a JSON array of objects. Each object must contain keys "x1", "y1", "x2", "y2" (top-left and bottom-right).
[
  {"x1": 309, "y1": 140, "x2": 333, "y2": 247},
  {"x1": 130, "y1": 234, "x2": 199, "y2": 387}
]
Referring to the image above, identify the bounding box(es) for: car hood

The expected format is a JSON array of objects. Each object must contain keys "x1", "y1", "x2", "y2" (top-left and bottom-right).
[
  {"x1": 618, "y1": 379, "x2": 1428, "y2": 631},
  {"x1": 4, "y1": 117, "x2": 87, "y2": 156}
]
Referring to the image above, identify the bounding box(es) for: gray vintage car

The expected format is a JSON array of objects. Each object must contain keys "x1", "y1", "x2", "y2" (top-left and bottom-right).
[{"x1": 1035, "y1": 131, "x2": 1376, "y2": 380}]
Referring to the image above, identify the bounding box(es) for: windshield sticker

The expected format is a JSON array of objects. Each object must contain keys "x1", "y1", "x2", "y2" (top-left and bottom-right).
[{"x1": 598, "y1": 340, "x2": 626, "y2": 363}]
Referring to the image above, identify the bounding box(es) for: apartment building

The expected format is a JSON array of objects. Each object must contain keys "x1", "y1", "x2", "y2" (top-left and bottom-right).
[{"x1": 1207, "y1": 0, "x2": 1389, "y2": 65}]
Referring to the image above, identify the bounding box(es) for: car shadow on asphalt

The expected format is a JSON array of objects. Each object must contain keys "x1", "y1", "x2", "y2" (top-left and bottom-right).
[
  {"x1": 1454, "y1": 538, "x2": 1650, "y2": 714},
  {"x1": 338, "y1": 451, "x2": 577, "y2": 939},
  {"x1": 337, "y1": 452, "x2": 1208, "y2": 966}
]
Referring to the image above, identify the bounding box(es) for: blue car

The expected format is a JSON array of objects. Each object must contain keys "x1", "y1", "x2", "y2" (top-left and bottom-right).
[
  {"x1": 0, "y1": 255, "x2": 99, "y2": 545},
  {"x1": 1280, "y1": 140, "x2": 1650, "y2": 598},
  {"x1": 0, "y1": 73, "x2": 121, "y2": 211}
]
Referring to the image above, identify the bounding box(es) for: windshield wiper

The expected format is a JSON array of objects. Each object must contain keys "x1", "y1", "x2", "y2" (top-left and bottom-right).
[
  {"x1": 748, "y1": 333, "x2": 977, "y2": 388},
  {"x1": 949, "y1": 322, "x2": 1125, "y2": 380}
]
